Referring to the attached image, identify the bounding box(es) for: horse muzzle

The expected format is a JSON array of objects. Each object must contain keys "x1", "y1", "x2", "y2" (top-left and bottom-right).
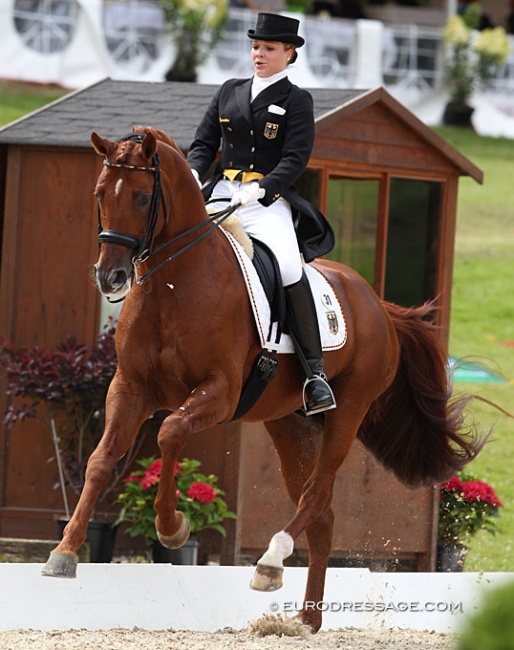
[{"x1": 94, "y1": 261, "x2": 133, "y2": 300}]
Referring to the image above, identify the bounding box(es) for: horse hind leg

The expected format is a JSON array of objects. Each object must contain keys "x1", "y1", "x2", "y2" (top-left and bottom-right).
[
  {"x1": 299, "y1": 507, "x2": 335, "y2": 632},
  {"x1": 250, "y1": 414, "x2": 323, "y2": 594},
  {"x1": 250, "y1": 530, "x2": 295, "y2": 591},
  {"x1": 252, "y1": 399, "x2": 368, "y2": 622}
]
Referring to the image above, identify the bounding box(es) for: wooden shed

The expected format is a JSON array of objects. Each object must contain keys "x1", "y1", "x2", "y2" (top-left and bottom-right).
[{"x1": 0, "y1": 79, "x2": 482, "y2": 569}]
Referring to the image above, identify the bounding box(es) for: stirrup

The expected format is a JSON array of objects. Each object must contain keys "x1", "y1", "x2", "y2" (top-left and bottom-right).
[{"x1": 302, "y1": 374, "x2": 337, "y2": 416}]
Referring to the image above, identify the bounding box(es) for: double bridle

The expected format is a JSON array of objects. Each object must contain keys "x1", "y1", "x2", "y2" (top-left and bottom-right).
[{"x1": 97, "y1": 133, "x2": 236, "y2": 289}]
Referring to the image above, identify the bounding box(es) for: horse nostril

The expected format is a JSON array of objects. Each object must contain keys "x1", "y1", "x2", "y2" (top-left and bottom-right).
[{"x1": 110, "y1": 269, "x2": 128, "y2": 288}]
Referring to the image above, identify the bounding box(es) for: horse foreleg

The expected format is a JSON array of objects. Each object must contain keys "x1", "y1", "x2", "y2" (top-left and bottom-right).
[
  {"x1": 41, "y1": 386, "x2": 150, "y2": 578},
  {"x1": 153, "y1": 410, "x2": 192, "y2": 549},
  {"x1": 154, "y1": 375, "x2": 231, "y2": 548}
]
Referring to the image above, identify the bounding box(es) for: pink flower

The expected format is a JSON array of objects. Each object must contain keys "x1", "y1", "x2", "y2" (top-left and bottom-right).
[
  {"x1": 140, "y1": 473, "x2": 159, "y2": 490},
  {"x1": 123, "y1": 473, "x2": 140, "y2": 484},
  {"x1": 187, "y1": 482, "x2": 216, "y2": 504},
  {"x1": 138, "y1": 459, "x2": 162, "y2": 489}
]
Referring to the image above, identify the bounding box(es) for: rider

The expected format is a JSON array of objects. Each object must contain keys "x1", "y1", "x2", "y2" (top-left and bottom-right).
[{"x1": 186, "y1": 12, "x2": 336, "y2": 416}]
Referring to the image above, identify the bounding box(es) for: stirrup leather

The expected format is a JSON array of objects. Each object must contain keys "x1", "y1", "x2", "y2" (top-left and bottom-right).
[{"x1": 302, "y1": 374, "x2": 337, "y2": 416}]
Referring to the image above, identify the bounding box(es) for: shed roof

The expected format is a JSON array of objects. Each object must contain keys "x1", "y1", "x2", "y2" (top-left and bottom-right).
[{"x1": 0, "y1": 78, "x2": 482, "y2": 182}]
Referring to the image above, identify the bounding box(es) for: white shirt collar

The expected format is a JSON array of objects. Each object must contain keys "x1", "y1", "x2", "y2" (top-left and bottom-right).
[{"x1": 251, "y1": 70, "x2": 288, "y2": 102}]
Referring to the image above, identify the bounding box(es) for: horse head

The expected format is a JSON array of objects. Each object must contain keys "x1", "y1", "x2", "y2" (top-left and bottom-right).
[{"x1": 91, "y1": 128, "x2": 167, "y2": 301}]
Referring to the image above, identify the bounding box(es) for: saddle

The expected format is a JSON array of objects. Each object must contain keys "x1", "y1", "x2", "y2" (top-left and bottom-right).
[{"x1": 209, "y1": 205, "x2": 346, "y2": 420}]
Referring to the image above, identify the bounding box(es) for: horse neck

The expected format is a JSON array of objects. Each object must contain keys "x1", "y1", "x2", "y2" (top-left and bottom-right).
[
  {"x1": 144, "y1": 150, "x2": 225, "y2": 278},
  {"x1": 161, "y1": 149, "x2": 210, "y2": 235}
]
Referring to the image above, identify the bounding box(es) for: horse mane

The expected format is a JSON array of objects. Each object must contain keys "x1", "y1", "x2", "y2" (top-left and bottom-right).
[{"x1": 131, "y1": 124, "x2": 185, "y2": 158}]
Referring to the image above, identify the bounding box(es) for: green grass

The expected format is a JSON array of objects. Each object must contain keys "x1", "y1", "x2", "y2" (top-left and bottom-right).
[
  {"x1": 434, "y1": 126, "x2": 514, "y2": 572},
  {"x1": 0, "y1": 86, "x2": 513, "y2": 572},
  {"x1": 0, "y1": 80, "x2": 67, "y2": 127}
]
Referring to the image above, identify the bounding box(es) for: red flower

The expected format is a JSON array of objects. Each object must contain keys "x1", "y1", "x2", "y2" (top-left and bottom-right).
[
  {"x1": 123, "y1": 473, "x2": 140, "y2": 484},
  {"x1": 441, "y1": 476, "x2": 463, "y2": 494},
  {"x1": 187, "y1": 482, "x2": 216, "y2": 504},
  {"x1": 462, "y1": 480, "x2": 503, "y2": 507},
  {"x1": 146, "y1": 459, "x2": 162, "y2": 477}
]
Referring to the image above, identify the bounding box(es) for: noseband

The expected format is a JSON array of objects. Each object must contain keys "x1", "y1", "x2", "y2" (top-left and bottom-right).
[{"x1": 98, "y1": 133, "x2": 165, "y2": 263}]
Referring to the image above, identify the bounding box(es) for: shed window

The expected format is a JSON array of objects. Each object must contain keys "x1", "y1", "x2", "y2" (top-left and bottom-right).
[
  {"x1": 325, "y1": 176, "x2": 379, "y2": 286},
  {"x1": 384, "y1": 178, "x2": 442, "y2": 307},
  {"x1": 14, "y1": 0, "x2": 78, "y2": 54}
]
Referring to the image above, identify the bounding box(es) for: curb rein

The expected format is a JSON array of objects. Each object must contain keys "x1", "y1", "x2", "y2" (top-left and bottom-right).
[{"x1": 97, "y1": 134, "x2": 237, "y2": 297}]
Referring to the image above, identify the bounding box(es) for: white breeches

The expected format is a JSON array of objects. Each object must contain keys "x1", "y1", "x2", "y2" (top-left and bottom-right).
[{"x1": 210, "y1": 179, "x2": 303, "y2": 286}]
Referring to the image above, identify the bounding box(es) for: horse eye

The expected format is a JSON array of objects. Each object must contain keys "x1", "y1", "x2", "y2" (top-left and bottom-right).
[{"x1": 135, "y1": 193, "x2": 151, "y2": 208}]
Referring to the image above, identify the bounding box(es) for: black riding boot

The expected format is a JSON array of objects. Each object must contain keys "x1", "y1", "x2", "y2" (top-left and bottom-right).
[{"x1": 285, "y1": 271, "x2": 336, "y2": 416}]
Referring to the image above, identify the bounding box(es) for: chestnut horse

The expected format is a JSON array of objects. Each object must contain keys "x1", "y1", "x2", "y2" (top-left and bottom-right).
[{"x1": 42, "y1": 126, "x2": 482, "y2": 631}]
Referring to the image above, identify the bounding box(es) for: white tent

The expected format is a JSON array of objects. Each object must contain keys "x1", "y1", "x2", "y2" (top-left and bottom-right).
[{"x1": 0, "y1": 0, "x2": 173, "y2": 88}]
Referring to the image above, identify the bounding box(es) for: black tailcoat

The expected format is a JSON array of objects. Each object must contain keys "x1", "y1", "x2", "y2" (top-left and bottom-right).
[{"x1": 186, "y1": 77, "x2": 334, "y2": 262}]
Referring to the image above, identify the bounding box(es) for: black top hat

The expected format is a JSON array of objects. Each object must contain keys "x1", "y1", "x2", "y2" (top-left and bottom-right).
[{"x1": 247, "y1": 12, "x2": 305, "y2": 47}]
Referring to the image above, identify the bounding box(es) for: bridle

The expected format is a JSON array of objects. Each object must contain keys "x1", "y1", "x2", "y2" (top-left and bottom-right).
[
  {"x1": 97, "y1": 133, "x2": 237, "y2": 291},
  {"x1": 98, "y1": 133, "x2": 165, "y2": 267}
]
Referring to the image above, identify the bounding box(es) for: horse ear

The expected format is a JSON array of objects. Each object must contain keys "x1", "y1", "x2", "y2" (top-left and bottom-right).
[
  {"x1": 141, "y1": 131, "x2": 157, "y2": 160},
  {"x1": 91, "y1": 132, "x2": 115, "y2": 157}
]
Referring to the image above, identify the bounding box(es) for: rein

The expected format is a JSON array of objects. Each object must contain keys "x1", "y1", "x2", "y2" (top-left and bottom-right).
[{"x1": 98, "y1": 134, "x2": 238, "y2": 290}]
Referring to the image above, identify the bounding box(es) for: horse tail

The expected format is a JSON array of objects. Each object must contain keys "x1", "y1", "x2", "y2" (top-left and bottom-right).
[{"x1": 357, "y1": 301, "x2": 486, "y2": 488}]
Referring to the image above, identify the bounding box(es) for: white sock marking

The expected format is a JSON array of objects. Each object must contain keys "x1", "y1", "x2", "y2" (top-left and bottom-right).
[{"x1": 257, "y1": 530, "x2": 294, "y2": 568}]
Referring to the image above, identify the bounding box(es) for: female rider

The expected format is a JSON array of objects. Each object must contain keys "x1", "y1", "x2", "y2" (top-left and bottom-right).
[{"x1": 187, "y1": 12, "x2": 336, "y2": 415}]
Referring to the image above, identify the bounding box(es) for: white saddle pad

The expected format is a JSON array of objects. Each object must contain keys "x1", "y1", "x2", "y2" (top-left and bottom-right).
[{"x1": 222, "y1": 229, "x2": 347, "y2": 354}]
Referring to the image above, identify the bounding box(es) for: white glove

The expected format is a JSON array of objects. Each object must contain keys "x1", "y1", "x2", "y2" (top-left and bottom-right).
[
  {"x1": 191, "y1": 168, "x2": 203, "y2": 189},
  {"x1": 230, "y1": 182, "x2": 265, "y2": 208}
]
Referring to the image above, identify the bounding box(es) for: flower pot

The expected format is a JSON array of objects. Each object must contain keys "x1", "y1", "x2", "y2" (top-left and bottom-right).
[
  {"x1": 436, "y1": 544, "x2": 468, "y2": 572},
  {"x1": 442, "y1": 102, "x2": 474, "y2": 128},
  {"x1": 57, "y1": 518, "x2": 118, "y2": 563},
  {"x1": 152, "y1": 538, "x2": 199, "y2": 564}
]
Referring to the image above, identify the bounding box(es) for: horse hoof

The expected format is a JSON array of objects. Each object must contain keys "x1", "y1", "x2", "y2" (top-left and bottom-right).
[
  {"x1": 157, "y1": 511, "x2": 190, "y2": 549},
  {"x1": 41, "y1": 552, "x2": 78, "y2": 578},
  {"x1": 250, "y1": 563, "x2": 284, "y2": 591}
]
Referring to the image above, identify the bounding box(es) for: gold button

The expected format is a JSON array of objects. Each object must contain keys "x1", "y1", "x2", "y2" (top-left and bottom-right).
[
  {"x1": 230, "y1": 143, "x2": 234, "y2": 149},
  {"x1": 250, "y1": 130, "x2": 254, "y2": 135},
  {"x1": 227, "y1": 127, "x2": 232, "y2": 132},
  {"x1": 251, "y1": 147, "x2": 255, "y2": 152},
  {"x1": 229, "y1": 161, "x2": 233, "y2": 167},
  {"x1": 249, "y1": 164, "x2": 254, "y2": 169}
]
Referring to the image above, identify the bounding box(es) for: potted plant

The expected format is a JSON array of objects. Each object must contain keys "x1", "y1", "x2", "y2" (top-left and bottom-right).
[
  {"x1": 0, "y1": 320, "x2": 148, "y2": 561},
  {"x1": 114, "y1": 456, "x2": 236, "y2": 563},
  {"x1": 442, "y1": 3, "x2": 511, "y2": 126},
  {"x1": 158, "y1": 0, "x2": 228, "y2": 82},
  {"x1": 437, "y1": 472, "x2": 503, "y2": 571}
]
